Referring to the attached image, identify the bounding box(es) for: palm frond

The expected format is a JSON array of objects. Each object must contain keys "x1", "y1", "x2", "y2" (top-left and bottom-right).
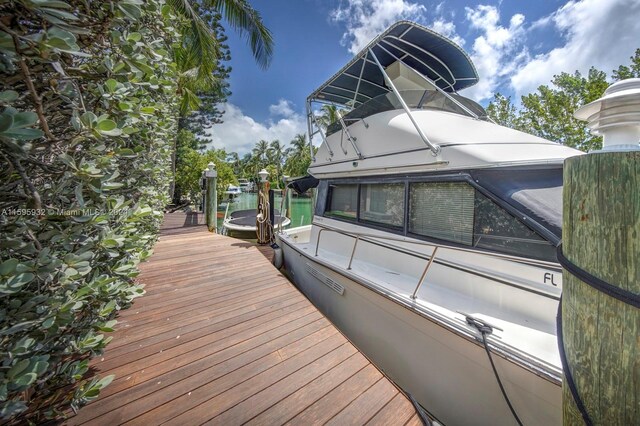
[
  {"x1": 206, "y1": 0, "x2": 273, "y2": 69},
  {"x1": 167, "y1": 0, "x2": 220, "y2": 70},
  {"x1": 179, "y1": 87, "x2": 202, "y2": 116}
]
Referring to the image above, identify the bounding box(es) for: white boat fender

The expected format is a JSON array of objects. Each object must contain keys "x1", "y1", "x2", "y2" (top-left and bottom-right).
[{"x1": 271, "y1": 243, "x2": 283, "y2": 269}]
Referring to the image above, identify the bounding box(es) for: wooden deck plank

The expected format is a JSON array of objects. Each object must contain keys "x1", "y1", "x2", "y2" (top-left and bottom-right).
[
  {"x1": 125, "y1": 331, "x2": 347, "y2": 425},
  {"x1": 286, "y1": 365, "x2": 384, "y2": 425},
  {"x1": 404, "y1": 414, "x2": 423, "y2": 426},
  {"x1": 205, "y1": 347, "x2": 360, "y2": 425},
  {"x1": 71, "y1": 322, "x2": 336, "y2": 425},
  {"x1": 366, "y1": 393, "x2": 418, "y2": 426},
  {"x1": 244, "y1": 352, "x2": 370, "y2": 425},
  {"x1": 326, "y1": 377, "x2": 400, "y2": 425},
  {"x1": 66, "y1": 212, "x2": 418, "y2": 425},
  {"x1": 97, "y1": 294, "x2": 306, "y2": 371},
  {"x1": 99, "y1": 304, "x2": 318, "y2": 398}
]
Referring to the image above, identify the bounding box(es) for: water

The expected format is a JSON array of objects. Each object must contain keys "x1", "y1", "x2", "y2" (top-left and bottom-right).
[{"x1": 217, "y1": 191, "x2": 313, "y2": 233}]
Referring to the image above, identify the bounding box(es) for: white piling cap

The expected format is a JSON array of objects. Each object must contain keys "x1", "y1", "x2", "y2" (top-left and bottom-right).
[{"x1": 574, "y1": 78, "x2": 640, "y2": 152}]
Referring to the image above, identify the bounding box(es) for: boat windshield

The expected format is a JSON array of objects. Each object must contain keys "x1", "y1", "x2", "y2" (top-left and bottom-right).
[{"x1": 326, "y1": 90, "x2": 488, "y2": 136}]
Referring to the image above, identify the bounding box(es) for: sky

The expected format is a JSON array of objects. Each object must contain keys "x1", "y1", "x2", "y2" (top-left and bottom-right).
[{"x1": 203, "y1": 0, "x2": 640, "y2": 155}]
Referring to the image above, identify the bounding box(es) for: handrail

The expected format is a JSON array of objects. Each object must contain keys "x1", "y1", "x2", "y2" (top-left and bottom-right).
[
  {"x1": 313, "y1": 226, "x2": 560, "y2": 268},
  {"x1": 343, "y1": 117, "x2": 369, "y2": 128},
  {"x1": 346, "y1": 235, "x2": 360, "y2": 270},
  {"x1": 376, "y1": 40, "x2": 481, "y2": 120},
  {"x1": 307, "y1": 99, "x2": 333, "y2": 157},
  {"x1": 316, "y1": 226, "x2": 439, "y2": 299},
  {"x1": 219, "y1": 202, "x2": 231, "y2": 234},
  {"x1": 278, "y1": 187, "x2": 288, "y2": 234},
  {"x1": 411, "y1": 246, "x2": 438, "y2": 299},
  {"x1": 337, "y1": 110, "x2": 363, "y2": 159},
  {"x1": 368, "y1": 48, "x2": 441, "y2": 156}
]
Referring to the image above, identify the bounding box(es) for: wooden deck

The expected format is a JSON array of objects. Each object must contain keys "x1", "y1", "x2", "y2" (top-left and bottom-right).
[{"x1": 67, "y1": 212, "x2": 420, "y2": 425}]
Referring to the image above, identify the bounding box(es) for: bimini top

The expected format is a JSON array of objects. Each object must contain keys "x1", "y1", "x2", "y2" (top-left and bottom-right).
[{"x1": 309, "y1": 21, "x2": 479, "y2": 108}]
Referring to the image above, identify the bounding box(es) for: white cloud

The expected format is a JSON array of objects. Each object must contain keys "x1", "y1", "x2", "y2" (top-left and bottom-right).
[
  {"x1": 431, "y1": 18, "x2": 464, "y2": 47},
  {"x1": 461, "y1": 5, "x2": 527, "y2": 101},
  {"x1": 329, "y1": 0, "x2": 640, "y2": 104},
  {"x1": 511, "y1": 0, "x2": 640, "y2": 97},
  {"x1": 330, "y1": 0, "x2": 427, "y2": 54},
  {"x1": 203, "y1": 102, "x2": 306, "y2": 155},
  {"x1": 268, "y1": 99, "x2": 295, "y2": 117},
  {"x1": 330, "y1": 1, "x2": 524, "y2": 102}
]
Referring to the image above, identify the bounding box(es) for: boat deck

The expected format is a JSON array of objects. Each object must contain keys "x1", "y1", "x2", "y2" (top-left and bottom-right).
[{"x1": 66, "y1": 212, "x2": 421, "y2": 425}]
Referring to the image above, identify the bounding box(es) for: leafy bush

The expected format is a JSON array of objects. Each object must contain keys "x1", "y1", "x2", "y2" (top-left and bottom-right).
[
  {"x1": 0, "y1": 0, "x2": 180, "y2": 421},
  {"x1": 174, "y1": 129, "x2": 237, "y2": 204}
]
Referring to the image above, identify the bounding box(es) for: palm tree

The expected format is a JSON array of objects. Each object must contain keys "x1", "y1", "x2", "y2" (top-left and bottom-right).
[
  {"x1": 289, "y1": 134, "x2": 308, "y2": 157},
  {"x1": 316, "y1": 104, "x2": 344, "y2": 130},
  {"x1": 169, "y1": 0, "x2": 273, "y2": 200},
  {"x1": 284, "y1": 134, "x2": 312, "y2": 177},
  {"x1": 267, "y1": 140, "x2": 286, "y2": 187},
  {"x1": 252, "y1": 140, "x2": 269, "y2": 164},
  {"x1": 169, "y1": 0, "x2": 274, "y2": 115}
]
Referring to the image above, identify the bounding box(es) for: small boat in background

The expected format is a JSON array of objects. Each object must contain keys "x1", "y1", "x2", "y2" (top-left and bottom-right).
[
  {"x1": 225, "y1": 185, "x2": 242, "y2": 200},
  {"x1": 237, "y1": 178, "x2": 255, "y2": 192},
  {"x1": 223, "y1": 208, "x2": 290, "y2": 234}
]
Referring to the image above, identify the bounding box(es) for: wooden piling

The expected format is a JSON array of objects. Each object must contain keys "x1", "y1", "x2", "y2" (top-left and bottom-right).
[
  {"x1": 205, "y1": 163, "x2": 217, "y2": 233},
  {"x1": 562, "y1": 151, "x2": 639, "y2": 425}
]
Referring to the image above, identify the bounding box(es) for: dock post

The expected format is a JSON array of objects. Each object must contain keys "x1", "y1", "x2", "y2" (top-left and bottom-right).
[
  {"x1": 284, "y1": 175, "x2": 292, "y2": 219},
  {"x1": 561, "y1": 79, "x2": 640, "y2": 425},
  {"x1": 205, "y1": 162, "x2": 217, "y2": 232},
  {"x1": 257, "y1": 168, "x2": 270, "y2": 244}
]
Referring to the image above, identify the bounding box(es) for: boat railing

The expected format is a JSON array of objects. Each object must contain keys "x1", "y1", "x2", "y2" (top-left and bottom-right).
[{"x1": 313, "y1": 226, "x2": 559, "y2": 299}]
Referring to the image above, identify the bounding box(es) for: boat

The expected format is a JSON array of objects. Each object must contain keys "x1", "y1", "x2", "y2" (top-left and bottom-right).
[
  {"x1": 224, "y1": 184, "x2": 243, "y2": 199},
  {"x1": 237, "y1": 178, "x2": 255, "y2": 192},
  {"x1": 276, "y1": 21, "x2": 582, "y2": 425},
  {"x1": 223, "y1": 208, "x2": 290, "y2": 234}
]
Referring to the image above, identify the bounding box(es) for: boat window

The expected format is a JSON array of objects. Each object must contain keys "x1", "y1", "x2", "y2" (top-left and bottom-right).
[
  {"x1": 326, "y1": 184, "x2": 358, "y2": 220},
  {"x1": 471, "y1": 168, "x2": 563, "y2": 239},
  {"x1": 326, "y1": 90, "x2": 487, "y2": 136},
  {"x1": 359, "y1": 183, "x2": 404, "y2": 228},
  {"x1": 409, "y1": 182, "x2": 475, "y2": 245},
  {"x1": 473, "y1": 192, "x2": 556, "y2": 262}
]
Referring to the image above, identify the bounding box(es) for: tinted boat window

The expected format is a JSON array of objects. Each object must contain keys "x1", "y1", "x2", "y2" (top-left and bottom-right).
[
  {"x1": 474, "y1": 191, "x2": 556, "y2": 262},
  {"x1": 359, "y1": 183, "x2": 404, "y2": 228},
  {"x1": 409, "y1": 182, "x2": 475, "y2": 245},
  {"x1": 326, "y1": 184, "x2": 358, "y2": 220},
  {"x1": 471, "y1": 167, "x2": 563, "y2": 239}
]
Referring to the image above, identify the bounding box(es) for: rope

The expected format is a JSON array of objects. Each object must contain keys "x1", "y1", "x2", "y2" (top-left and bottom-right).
[
  {"x1": 256, "y1": 188, "x2": 274, "y2": 243},
  {"x1": 555, "y1": 244, "x2": 639, "y2": 425},
  {"x1": 556, "y1": 298, "x2": 593, "y2": 426},
  {"x1": 405, "y1": 392, "x2": 433, "y2": 426},
  {"x1": 556, "y1": 244, "x2": 640, "y2": 308},
  {"x1": 465, "y1": 316, "x2": 523, "y2": 426}
]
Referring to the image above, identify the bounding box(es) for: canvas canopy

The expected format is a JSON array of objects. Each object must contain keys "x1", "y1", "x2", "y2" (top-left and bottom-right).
[{"x1": 309, "y1": 21, "x2": 479, "y2": 108}]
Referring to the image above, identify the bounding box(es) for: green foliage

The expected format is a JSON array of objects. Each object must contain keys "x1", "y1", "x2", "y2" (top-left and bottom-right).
[
  {"x1": 179, "y1": 7, "x2": 232, "y2": 135},
  {"x1": 284, "y1": 134, "x2": 313, "y2": 178},
  {"x1": 0, "y1": 0, "x2": 179, "y2": 421},
  {"x1": 174, "y1": 129, "x2": 236, "y2": 203},
  {"x1": 487, "y1": 49, "x2": 640, "y2": 152},
  {"x1": 316, "y1": 104, "x2": 346, "y2": 130},
  {"x1": 612, "y1": 48, "x2": 640, "y2": 80}
]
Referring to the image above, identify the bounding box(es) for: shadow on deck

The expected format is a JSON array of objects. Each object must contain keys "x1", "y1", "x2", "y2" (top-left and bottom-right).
[{"x1": 66, "y1": 212, "x2": 420, "y2": 425}]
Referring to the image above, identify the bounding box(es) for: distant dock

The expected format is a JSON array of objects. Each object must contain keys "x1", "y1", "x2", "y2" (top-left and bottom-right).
[{"x1": 66, "y1": 212, "x2": 421, "y2": 425}]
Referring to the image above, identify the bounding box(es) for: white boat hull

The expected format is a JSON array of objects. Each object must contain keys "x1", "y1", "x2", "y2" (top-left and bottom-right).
[{"x1": 279, "y1": 235, "x2": 562, "y2": 426}]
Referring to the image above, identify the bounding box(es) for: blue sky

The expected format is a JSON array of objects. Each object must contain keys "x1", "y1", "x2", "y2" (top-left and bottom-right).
[{"x1": 204, "y1": 0, "x2": 640, "y2": 155}]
